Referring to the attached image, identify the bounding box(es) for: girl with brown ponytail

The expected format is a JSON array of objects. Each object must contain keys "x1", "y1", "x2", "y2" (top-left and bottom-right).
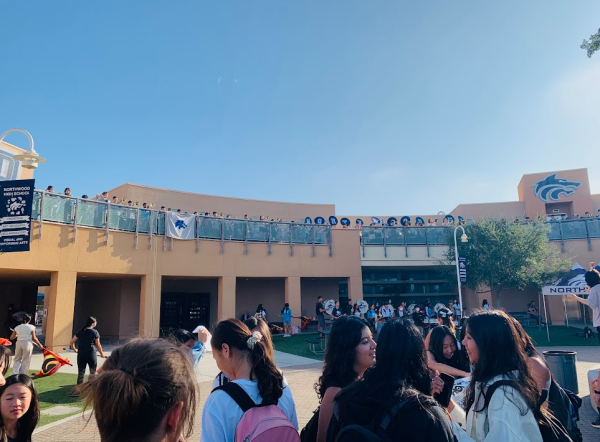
[
  {"x1": 201, "y1": 318, "x2": 298, "y2": 441},
  {"x1": 80, "y1": 339, "x2": 197, "y2": 442}
]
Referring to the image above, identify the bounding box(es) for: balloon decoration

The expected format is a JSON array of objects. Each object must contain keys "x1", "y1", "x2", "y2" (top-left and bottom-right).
[
  {"x1": 371, "y1": 217, "x2": 381, "y2": 224},
  {"x1": 315, "y1": 217, "x2": 325, "y2": 224},
  {"x1": 400, "y1": 216, "x2": 411, "y2": 225},
  {"x1": 355, "y1": 218, "x2": 364, "y2": 225},
  {"x1": 304, "y1": 217, "x2": 312, "y2": 224},
  {"x1": 340, "y1": 218, "x2": 351, "y2": 227},
  {"x1": 387, "y1": 217, "x2": 398, "y2": 226},
  {"x1": 415, "y1": 217, "x2": 425, "y2": 224},
  {"x1": 445, "y1": 215, "x2": 455, "y2": 223},
  {"x1": 329, "y1": 216, "x2": 338, "y2": 225}
]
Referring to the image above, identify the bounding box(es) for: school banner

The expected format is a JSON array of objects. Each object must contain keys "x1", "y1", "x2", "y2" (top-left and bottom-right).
[
  {"x1": 458, "y1": 256, "x2": 467, "y2": 283},
  {"x1": 0, "y1": 179, "x2": 35, "y2": 252},
  {"x1": 166, "y1": 212, "x2": 196, "y2": 240}
]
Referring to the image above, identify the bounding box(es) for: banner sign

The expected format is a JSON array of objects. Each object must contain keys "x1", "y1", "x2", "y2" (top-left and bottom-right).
[
  {"x1": 0, "y1": 179, "x2": 35, "y2": 252},
  {"x1": 166, "y1": 212, "x2": 196, "y2": 240},
  {"x1": 458, "y1": 256, "x2": 467, "y2": 283},
  {"x1": 542, "y1": 286, "x2": 588, "y2": 296},
  {"x1": 315, "y1": 217, "x2": 325, "y2": 225},
  {"x1": 340, "y1": 217, "x2": 350, "y2": 226},
  {"x1": 304, "y1": 217, "x2": 312, "y2": 224},
  {"x1": 328, "y1": 216, "x2": 338, "y2": 226}
]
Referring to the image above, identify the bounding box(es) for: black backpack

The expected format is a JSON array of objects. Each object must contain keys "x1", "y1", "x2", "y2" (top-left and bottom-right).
[
  {"x1": 300, "y1": 406, "x2": 319, "y2": 442},
  {"x1": 546, "y1": 379, "x2": 582, "y2": 442},
  {"x1": 328, "y1": 399, "x2": 410, "y2": 442},
  {"x1": 485, "y1": 380, "x2": 573, "y2": 442}
]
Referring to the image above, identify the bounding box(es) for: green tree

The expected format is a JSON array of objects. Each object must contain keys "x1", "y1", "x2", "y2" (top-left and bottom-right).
[
  {"x1": 442, "y1": 219, "x2": 571, "y2": 309},
  {"x1": 581, "y1": 28, "x2": 600, "y2": 58}
]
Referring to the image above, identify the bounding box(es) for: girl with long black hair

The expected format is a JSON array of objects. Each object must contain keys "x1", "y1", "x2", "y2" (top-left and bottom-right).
[
  {"x1": 0, "y1": 375, "x2": 40, "y2": 442},
  {"x1": 450, "y1": 310, "x2": 544, "y2": 441},
  {"x1": 428, "y1": 325, "x2": 470, "y2": 378},
  {"x1": 329, "y1": 318, "x2": 455, "y2": 441}
]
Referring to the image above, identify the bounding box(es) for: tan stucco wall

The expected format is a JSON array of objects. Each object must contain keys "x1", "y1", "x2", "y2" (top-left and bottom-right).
[
  {"x1": 450, "y1": 201, "x2": 526, "y2": 221},
  {"x1": 109, "y1": 183, "x2": 335, "y2": 222}
]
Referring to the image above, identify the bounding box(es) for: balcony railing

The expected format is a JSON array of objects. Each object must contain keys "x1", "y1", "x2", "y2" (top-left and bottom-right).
[
  {"x1": 545, "y1": 218, "x2": 600, "y2": 252},
  {"x1": 31, "y1": 191, "x2": 332, "y2": 255}
]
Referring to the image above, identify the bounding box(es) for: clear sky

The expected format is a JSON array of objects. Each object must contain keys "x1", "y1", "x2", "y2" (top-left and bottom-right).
[{"x1": 1, "y1": 1, "x2": 599, "y2": 215}]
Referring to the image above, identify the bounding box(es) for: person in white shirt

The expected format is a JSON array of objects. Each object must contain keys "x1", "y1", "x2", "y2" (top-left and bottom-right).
[
  {"x1": 201, "y1": 319, "x2": 298, "y2": 441},
  {"x1": 449, "y1": 310, "x2": 544, "y2": 442},
  {"x1": 569, "y1": 269, "x2": 600, "y2": 345},
  {"x1": 10, "y1": 314, "x2": 43, "y2": 375}
]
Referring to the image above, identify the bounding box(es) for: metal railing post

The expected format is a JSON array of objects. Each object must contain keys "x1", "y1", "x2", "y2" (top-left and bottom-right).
[
  {"x1": 163, "y1": 213, "x2": 168, "y2": 251},
  {"x1": 584, "y1": 219, "x2": 592, "y2": 252},
  {"x1": 220, "y1": 219, "x2": 224, "y2": 254},
  {"x1": 558, "y1": 222, "x2": 565, "y2": 253},
  {"x1": 245, "y1": 220, "x2": 249, "y2": 255},
  {"x1": 290, "y1": 224, "x2": 294, "y2": 256},
  {"x1": 268, "y1": 222, "x2": 272, "y2": 256},
  {"x1": 311, "y1": 225, "x2": 316, "y2": 257},
  {"x1": 134, "y1": 208, "x2": 140, "y2": 249},
  {"x1": 328, "y1": 226, "x2": 332, "y2": 257},
  {"x1": 38, "y1": 191, "x2": 45, "y2": 239},
  {"x1": 149, "y1": 210, "x2": 154, "y2": 250},
  {"x1": 425, "y1": 227, "x2": 430, "y2": 257},
  {"x1": 383, "y1": 226, "x2": 387, "y2": 258},
  {"x1": 105, "y1": 203, "x2": 110, "y2": 246},
  {"x1": 195, "y1": 215, "x2": 200, "y2": 253},
  {"x1": 404, "y1": 226, "x2": 408, "y2": 258}
]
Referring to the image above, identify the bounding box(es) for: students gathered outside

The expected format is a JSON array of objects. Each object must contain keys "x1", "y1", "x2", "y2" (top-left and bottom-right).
[
  {"x1": 305, "y1": 316, "x2": 376, "y2": 442},
  {"x1": 0, "y1": 375, "x2": 40, "y2": 442},
  {"x1": 450, "y1": 309, "x2": 545, "y2": 441},
  {"x1": 328, "y1": 318, "x2": 455, "y2": 441},
  {"x1": 10, "y1": 314, "x2": 43, "y2": 375},
  {"x1": 201, "y1": 319, "x2": 298, "y2": 441},
  {"x1": 81, "y1": 339, "x2": 197, "y2": 442}
]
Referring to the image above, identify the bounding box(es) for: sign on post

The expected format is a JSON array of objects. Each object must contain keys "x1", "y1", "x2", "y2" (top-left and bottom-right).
[
  {"x1": 0, "y1": 179, "x2": 35, "y2": 252},
  {"x1": 458, "y1": 256, "x2": 467, "y2": 283}
]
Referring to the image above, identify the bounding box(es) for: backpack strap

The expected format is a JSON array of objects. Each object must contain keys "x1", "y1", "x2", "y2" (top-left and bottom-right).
[
  {"x1": 212, "y1": 382, "x2": 257, "y2": 413},
  {"x1": 376, "y1": 398, "x2": 411, "y2": 431}
]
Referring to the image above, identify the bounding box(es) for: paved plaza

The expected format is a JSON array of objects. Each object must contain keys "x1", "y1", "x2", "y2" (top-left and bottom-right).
[{"x1": 31, "y1": 346, "x2": 600, "y2": 442}]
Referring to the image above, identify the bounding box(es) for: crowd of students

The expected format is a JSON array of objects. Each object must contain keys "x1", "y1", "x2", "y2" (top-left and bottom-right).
[{"x1": 2, "y1": 274, "x2": 600, "y2": 441}]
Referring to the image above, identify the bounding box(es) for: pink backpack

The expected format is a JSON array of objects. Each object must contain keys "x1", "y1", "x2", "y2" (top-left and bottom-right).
[{"x1": 214, "y1": 383, "x2": 300, "y2": 442}]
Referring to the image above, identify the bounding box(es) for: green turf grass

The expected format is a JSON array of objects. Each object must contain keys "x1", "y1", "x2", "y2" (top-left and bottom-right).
[
  {"x1": 525, "y1": 325, "x2": 600, "y2": 347},
  {"x1": 271, "y1": 332, "x2": 325, "y2": 361}
]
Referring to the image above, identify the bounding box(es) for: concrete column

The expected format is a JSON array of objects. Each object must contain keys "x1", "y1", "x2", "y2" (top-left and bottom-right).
[
  {"x1": 140, "y1": 274, "x2": 161, "y2": 338},
  {"x1": 347, "y1": 276, "x2": 363, "y2": 302},
  {"x1": 285, "y1": 277, "x2": 302, "y2": 328},
  {"x1": 218, "y1": 276, "x2": 236, "y2": 321},
  {"x1": 45, "y1": 271, "x2": 77, "y2": 351}
]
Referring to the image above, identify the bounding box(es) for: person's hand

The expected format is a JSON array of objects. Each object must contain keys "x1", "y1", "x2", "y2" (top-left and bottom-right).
[
  {"x1": 430, "y1": 370, "x2": 444, "y2": 396},
  {"x1": 568, "y1": 294, "x2": 579, "y2": 299},
  {"x1": 197, "y1": 328, "x2": 209, "y2": 344}
]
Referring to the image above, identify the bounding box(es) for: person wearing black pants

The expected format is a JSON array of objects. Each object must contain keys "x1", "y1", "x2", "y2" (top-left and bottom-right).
[{"x1": 69, "y1": 316, "x2": 106, "y2": 396}]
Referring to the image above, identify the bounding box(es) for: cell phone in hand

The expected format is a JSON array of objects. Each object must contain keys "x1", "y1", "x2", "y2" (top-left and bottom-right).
[{"x1": 434, "y1": 372, "x2": 455, "y2": 408}]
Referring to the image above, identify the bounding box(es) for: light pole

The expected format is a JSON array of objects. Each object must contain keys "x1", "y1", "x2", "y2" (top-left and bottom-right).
[
  {"x1": 0, "y1": 128, "x2": 47, "y2": 169},
  {"x1": 454, "y1": 225, "x2": 468, "y2": 317}
]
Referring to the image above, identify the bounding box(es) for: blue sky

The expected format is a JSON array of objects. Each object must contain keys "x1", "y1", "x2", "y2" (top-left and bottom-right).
[{"x1": 1, "y1": 1, "x2": 599, "y2": 215}]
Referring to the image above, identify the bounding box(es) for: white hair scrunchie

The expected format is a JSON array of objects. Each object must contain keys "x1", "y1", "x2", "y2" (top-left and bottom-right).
[{"x1": 246, "y1": 331, "x2": 263, "y2": 350}]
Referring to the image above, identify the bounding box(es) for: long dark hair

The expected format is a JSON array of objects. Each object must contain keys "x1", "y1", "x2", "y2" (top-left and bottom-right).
[
  {"x1": 81, "y1": 339, "x2": 197, "y2": 442},
  {"x1": 464, "y1": 310, "x2": 542, "y2": 419},
  {"x1": 243, "y1": 317, "x2": 274, "y2": 359},
  {"x1": 437, "y1": 307, "x2": 455, "y2": 335},
  {"x1": 81, "y1": 316, "x2": 96, "y2": 333},
  {"x1": 212, "y1": 319, "x2": 283, "y2": 405},
  {"x1": 429, "y1": 326, "x2": 465, "y2": 371},
  {"x1": 316, "y1": 316, "x2": 369, "y2": 400},
  {"x1": 361, "y1": 318, "x2": 431, "y2": 401},
  {"x1": 0, "y1": 374, "x2": 40, "y2": 442}
]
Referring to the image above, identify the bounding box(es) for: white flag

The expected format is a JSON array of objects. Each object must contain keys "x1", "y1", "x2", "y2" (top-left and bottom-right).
[{"x1": 166, "y1": 213, "x2": 196, "y2": 240}]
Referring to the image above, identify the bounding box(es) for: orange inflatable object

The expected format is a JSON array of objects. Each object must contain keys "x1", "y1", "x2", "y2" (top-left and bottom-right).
[{"x1": 0, "y1": 338, "x2": 11, "y2": 346}]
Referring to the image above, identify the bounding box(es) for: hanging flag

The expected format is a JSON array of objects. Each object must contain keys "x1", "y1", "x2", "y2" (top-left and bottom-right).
[
  {"x1": 0, "y1": 179, "x2": 35, "y2": 253},
  {"x1": 166, "y1": 212, "x2": 196, "y2": 240},
  {"x1": 33, "y1": 348, "x2": 72, "y2": 377},
  {"x1": 458, "y1": 256, "x2": 467, "y2": 283}
]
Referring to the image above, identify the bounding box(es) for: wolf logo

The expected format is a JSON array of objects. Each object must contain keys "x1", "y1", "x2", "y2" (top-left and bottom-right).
[
  {"x1": 9, "y1": 201, "x2": 24, "y2": 211},
  {"x1": 533, "y1": 174, "x2": 581, "y2": 202},
  {"x1": 175, "y1": 220, "x2": 187, "y2": 230}
]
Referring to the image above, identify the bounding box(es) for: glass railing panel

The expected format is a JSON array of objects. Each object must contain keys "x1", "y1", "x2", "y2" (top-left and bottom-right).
[
  {"x1": 291, "y1": 224, "x2": 312, "y2": 243},
  {"x1": 427, "y1": 227, "x2": 448, "y2": 245},
  {"x1": 32, "y1": 193, "x2": 41, "y2": 220},
  {"x1": 41, "y1": 194, "x2": 76, "y2": 224},
  {"x1": 223, "y1": 219, "x2": 246, "y2": 241},
  {"x1": 157, "y1": 212, "x2": 165, "y2": 235},
  {"x1": 137, "y1": 209, "x2": 152, "y2": 233},
  {"x1": 108, "y1": 206, "x2": 138, "y2": 232},
  {"x1": 270, "y1": 223, "x2": 291, "y2": 243},
  {"x1": 76, "y1": 200, "x2": 106, "y2": 228},
  {"x1": 586, "y1": 219, "x2": 600, "y2": 238},
  {"x1": 546, "y1": 222, "x2": 561, "y2": 240},
  {"x1": 560, "y1": 221, "x2": 587, "y2": 239},
  {"x1": 405, "y1": 227, "x2": 427, "y2": 244},
  {"x1": 384, "y1": 227, "x2": 404, "y2": 244},
  {"x1": 362, "y1": 227, "x2": 384, "y2": 245},
  {"x1": 247, "y1": 222, "x2": 269, "y2": 241},
  {"x1": 313, "y1": 225, "x2": 330, "y2": 244},
  {"x1": 198, "y1": 217, "x2": 222, "y2": 239}
]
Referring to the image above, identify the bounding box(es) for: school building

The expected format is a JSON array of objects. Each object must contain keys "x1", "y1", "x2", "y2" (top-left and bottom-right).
[{"x1": 1, "y1": 139, "x2": 599, "y2": 350}]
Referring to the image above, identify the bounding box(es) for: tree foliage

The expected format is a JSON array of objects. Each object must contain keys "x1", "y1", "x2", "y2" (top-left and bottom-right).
[
  {"x1": 581, "y1": 28, "x2": 600, "y2": 58},
  {"x1": 442, "y1": 219, "x2": 571, "y2": 307}
]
